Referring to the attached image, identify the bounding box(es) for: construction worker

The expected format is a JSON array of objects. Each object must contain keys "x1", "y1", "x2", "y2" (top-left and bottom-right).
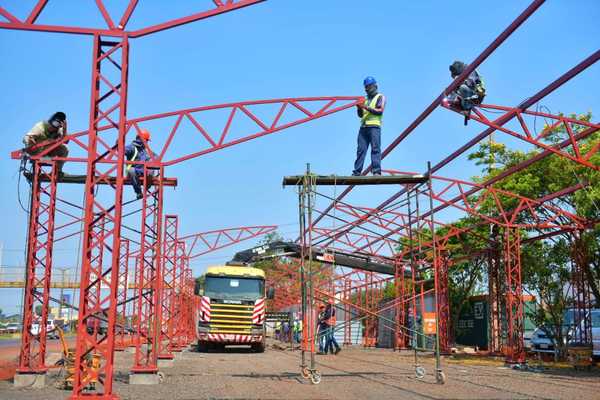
[
  {"x1": 353, "y1": 76, "x2": 385, "y2": 176},
  {"x1": 22, "y1": 112, "x2": 69, "y2": 174},
  {"x1": 124, "y1": 129, "x2": 154, "y2": 200},
  {"x1": 323, "y1": 301, "x2": 341, "y2": 355},
  {"x1": 443, "y1": 60, "x2": 486, "y2": 114}
]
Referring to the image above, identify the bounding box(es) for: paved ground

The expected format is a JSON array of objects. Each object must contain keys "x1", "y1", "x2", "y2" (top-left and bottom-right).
[{"x1": 1, "y1": 340, "x2": 599, "y2": 400}]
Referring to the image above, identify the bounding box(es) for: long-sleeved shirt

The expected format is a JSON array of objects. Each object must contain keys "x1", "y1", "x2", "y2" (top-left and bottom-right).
[
  {"x1": 23, "y1": 121, "x2": 64, "y2": 147},
  {"x1": 357, "y1": 93, "x2": 385, "y2": 118},
  {"x1": 124, "y1": 138, "x2": 153, "y2": 173}
]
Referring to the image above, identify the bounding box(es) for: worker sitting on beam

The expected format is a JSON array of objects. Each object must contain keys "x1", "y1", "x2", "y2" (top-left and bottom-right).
[
  {"x1": 353, "y1": 76, "x2": 385, "y2": 176},
  {"x1": 22, "y1": 111, "x2": 69, "y2": 175},
  {"x1": 443, "y1": 61, "x2": 486, "y2": 118},
  {"x1": 125, "y1": 129, "x2": 154, "y2": 200}
]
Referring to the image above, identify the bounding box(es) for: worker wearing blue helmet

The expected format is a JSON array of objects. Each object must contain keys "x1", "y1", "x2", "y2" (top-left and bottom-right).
[{"x1": 353, "y1": 76, "x2": 385, "y2": 176}]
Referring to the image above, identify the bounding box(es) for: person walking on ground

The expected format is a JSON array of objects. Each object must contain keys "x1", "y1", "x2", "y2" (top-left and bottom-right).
[
  {"x1": 317, "y1": 305, "x2": 327, "y2": 354},
  {"x1": 353, "y1": 76, "x2": 385, "y2": 176},
  {"x1": 22, "y1": 111, "x2": 69, "y2": 175},
  {"x1": 125, "y1": 129, "x2": 154, "y2": 199},
  {"x1": 323, "y1": 301, "x2": 341, "y2": 355}
]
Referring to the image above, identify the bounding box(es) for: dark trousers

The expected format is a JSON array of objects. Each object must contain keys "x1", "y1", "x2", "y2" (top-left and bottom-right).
[
  {"x1": 353, "y1": 126, "x2": 381, "y2": 175},
  {"x1": 127, "y1": 168, "x2": 142, "y2": 196}
]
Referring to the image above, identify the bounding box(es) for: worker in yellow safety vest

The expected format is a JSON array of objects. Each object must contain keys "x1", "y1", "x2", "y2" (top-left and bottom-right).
[
  {"x1": 125, "y1": 129, "x2": 154, "y2": 199},
  {"x1": 353, "y1": 76, "x2": 385, "y2": 176}
]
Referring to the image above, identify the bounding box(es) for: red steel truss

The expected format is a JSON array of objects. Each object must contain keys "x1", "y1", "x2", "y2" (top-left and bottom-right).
[
  {"x1": 444, "y1": 103, "x2": 600, "y2": 171},
  {"x1": 180, "y1": 225, "x2": 278, "y2": 259},
  {"x1": 17, "y1": 161, "x2": 58, "y2": 374}
]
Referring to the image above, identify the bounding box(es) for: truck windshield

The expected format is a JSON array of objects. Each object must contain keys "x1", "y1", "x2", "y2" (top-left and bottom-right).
[{"x1": 204, "y1": 276, "x2": 264, "y2": 301}]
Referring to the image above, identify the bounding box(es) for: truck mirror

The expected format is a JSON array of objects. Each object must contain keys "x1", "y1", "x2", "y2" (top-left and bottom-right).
[{"x1": 267, "y1": 287, "x2": 275, "y2": 300}]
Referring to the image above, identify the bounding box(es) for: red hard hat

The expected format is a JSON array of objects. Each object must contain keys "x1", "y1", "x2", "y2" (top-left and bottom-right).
[{"x1": 138, "y1": 128, "x2": 151, "y2": 141}]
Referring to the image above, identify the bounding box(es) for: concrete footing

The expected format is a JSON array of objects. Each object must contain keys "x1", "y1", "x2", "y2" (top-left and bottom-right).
[
  {"x1": 129, "y1": 372, "x2": 161, "y2": 385},
  {"x1": 13, "y1": 372, "x2": 46, "y2": 388},
  {"x1": 173, "y1": 351, "x2": 183, "y2": 360},
  {"x1": 126, "y1": 347, "x2": 136, "y2": 354},
  {"x1": 157, "y1": 359, "x2": 175, "y2": 368}
]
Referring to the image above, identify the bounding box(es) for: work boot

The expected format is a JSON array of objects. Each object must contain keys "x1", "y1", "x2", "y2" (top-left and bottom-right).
[
  {"x1": 136, "y1": 192, "x2": 143, "y2": 200},
  {"x1": 334, "y1": 347, "x2": 341, "y2": 355}
]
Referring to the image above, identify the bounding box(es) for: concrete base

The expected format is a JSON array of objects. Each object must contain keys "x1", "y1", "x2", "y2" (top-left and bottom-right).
[
  {"x1": 13, "y1": 372, "x2": 46, "y2": 388},
  {"x1": 126, "y1": 347, "x2": 137, "y2": 354},
  {"x1": 129, "y1": 372, "x2": 161, "y2": 385},
  {"x1": 157, "y1": 359, "x2": 175, "y2": 368},
  {"x1": 173, "y1": 351, "x2": 183, "y2": 360}
]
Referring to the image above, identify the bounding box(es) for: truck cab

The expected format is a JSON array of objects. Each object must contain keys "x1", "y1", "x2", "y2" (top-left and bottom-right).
[{"x1": 196, "y1": 265, "x2": 268, "y2": 352}]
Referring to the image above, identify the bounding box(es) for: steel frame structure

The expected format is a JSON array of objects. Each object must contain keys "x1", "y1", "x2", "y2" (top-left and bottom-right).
[
  {"x1": 3, "y1": 2, "x2": 360, "y2": 397},
  {"x1": 3, "y1": 0, "x2": 598, "y2": 396}
]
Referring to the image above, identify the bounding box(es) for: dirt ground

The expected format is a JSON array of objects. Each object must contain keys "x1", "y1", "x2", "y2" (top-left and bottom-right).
[{"x1": 1, "y1": 339, "x2": 600, "y2": 400}]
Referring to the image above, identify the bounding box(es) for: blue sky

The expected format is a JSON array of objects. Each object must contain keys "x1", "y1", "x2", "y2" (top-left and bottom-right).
[{"x1": 0, "y1": 1, "x2": 598, "y2": 315}]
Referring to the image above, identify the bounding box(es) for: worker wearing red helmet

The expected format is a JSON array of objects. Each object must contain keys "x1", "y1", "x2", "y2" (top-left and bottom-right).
[{"x1": 125, "y1": 129, "x2": 154, "y2": 199}]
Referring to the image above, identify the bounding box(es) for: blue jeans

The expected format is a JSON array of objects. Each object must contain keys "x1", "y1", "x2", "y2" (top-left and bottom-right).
[
  {"x1": 318, "y1": 327, "x2": 326, "y2": 352},
  {"x1": 353, "y1": 126, "x2": 381, "y2": 175},
  {"x1": 324, "y1": 326, "x2": 340, "y2": 353}
]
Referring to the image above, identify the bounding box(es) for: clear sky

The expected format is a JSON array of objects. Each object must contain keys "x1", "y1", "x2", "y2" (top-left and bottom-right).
[{"x1": 0, "y1": 1, "x2": 598, "y2": 315}]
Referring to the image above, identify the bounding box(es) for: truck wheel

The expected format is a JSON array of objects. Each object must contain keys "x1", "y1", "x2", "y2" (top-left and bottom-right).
[
  {"x1": 197, "y1": 341, "x2": 208, "y2": 352},
  {"x1": 252, "y1": 342, "x2": 265, "y2": 353}
]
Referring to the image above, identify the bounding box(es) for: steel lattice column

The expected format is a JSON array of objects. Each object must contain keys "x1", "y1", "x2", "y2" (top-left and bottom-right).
[
  {"x1": 131, "y1": 166, "x2": 165, "y2": 375},
  {"x1": 71, "y1": 34, "x2": 129, "y2": 399},
  {"x1": 435, "y1": 249, "x2": 450, "y2": 354},
  {"x1": 488, "y1": 225, "x2": 503, "y2": 354},
  {"x1": 159, "y1": 215, "x2": 178, "y2": 359},
  {"x1": 172, "y1": 240, "x2": 187, "y2": 350},
  {"x1": 571, "y1": 231, "x2": 593, "y2": 346},
  {"x1": 504, "y1": 228, "x2": 525, "y2": 364},
  {"x1": 17, "y1": 162, "x2": 58, "y2": 375},
  {"x1": 394, "y1": 259, "x2": 407, "y2": 350},
  {"x1": 115, "y1": 239, "x2": 130, "y2": 350}
]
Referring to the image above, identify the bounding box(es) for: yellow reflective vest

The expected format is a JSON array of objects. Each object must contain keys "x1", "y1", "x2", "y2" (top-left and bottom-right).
[{"x1": 361, "y1": 93, "x2": 383, "y2": 127}]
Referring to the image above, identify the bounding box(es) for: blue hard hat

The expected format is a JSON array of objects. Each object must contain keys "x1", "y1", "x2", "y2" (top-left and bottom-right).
[{"x1": 363, "y1": 76, "x2": 377, "y2": 86}]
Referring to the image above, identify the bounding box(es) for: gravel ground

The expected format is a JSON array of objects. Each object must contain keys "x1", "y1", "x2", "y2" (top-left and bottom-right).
[{"x1": 1, "y1": 340, "x2": 599, "y2": 400}]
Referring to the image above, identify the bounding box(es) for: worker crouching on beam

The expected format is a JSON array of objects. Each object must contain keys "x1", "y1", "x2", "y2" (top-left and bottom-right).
[
  {"x1": 353, "y1": 76, "x2": 385, "y2": 176},
  {"x1": 22, "y1": 111, "x2": 69, "y2": 175},
  {"x1": 125, "y1": 129, "x2": 154, "y2": 200}
]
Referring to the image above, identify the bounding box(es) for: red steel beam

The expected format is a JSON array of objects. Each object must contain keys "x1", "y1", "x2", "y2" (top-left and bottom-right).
[
  {"x1": 0, "y1": 0, "x2": 265, "y2": 37},
  {"x1": 312, "y1": 0, "x2": 547, "y2": 227}
]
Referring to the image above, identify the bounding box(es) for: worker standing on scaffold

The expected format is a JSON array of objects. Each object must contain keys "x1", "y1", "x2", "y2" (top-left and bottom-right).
[
  {"x1": 125, "y1": 129, "x2": 154, "y2": 200},
  {"x1": 353, "y1": 76, "x2": 385, "y2": 176}
]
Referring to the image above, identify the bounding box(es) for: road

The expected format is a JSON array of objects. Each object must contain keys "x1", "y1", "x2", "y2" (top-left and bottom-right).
[{"x1": 1, "y1": 340, "x2": 599, "y2": 399}]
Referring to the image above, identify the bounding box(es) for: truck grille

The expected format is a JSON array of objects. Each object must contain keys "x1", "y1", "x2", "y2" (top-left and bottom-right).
[{"x1": 209, "y1": 303, "x2": 254, "y2": 334}]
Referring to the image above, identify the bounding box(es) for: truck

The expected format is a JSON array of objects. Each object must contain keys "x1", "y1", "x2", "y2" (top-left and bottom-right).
[{"x1": 196, "y1": 265, "x2": 272, "y2": 352}]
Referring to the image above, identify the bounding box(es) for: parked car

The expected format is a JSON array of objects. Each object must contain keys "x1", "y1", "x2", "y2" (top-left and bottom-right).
[
  {"x1": 30, "y1": 320, "x2": 59, "y2": 339},
  {"x1": 5, "y1": 322, "x2": 21, "y2": 334},
  {"x1": 531, "y1": 309, "x2": 600, "y2": 356},
  {"x1": 86, "y1": 311, "x2": 109, "y2": 335}
]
